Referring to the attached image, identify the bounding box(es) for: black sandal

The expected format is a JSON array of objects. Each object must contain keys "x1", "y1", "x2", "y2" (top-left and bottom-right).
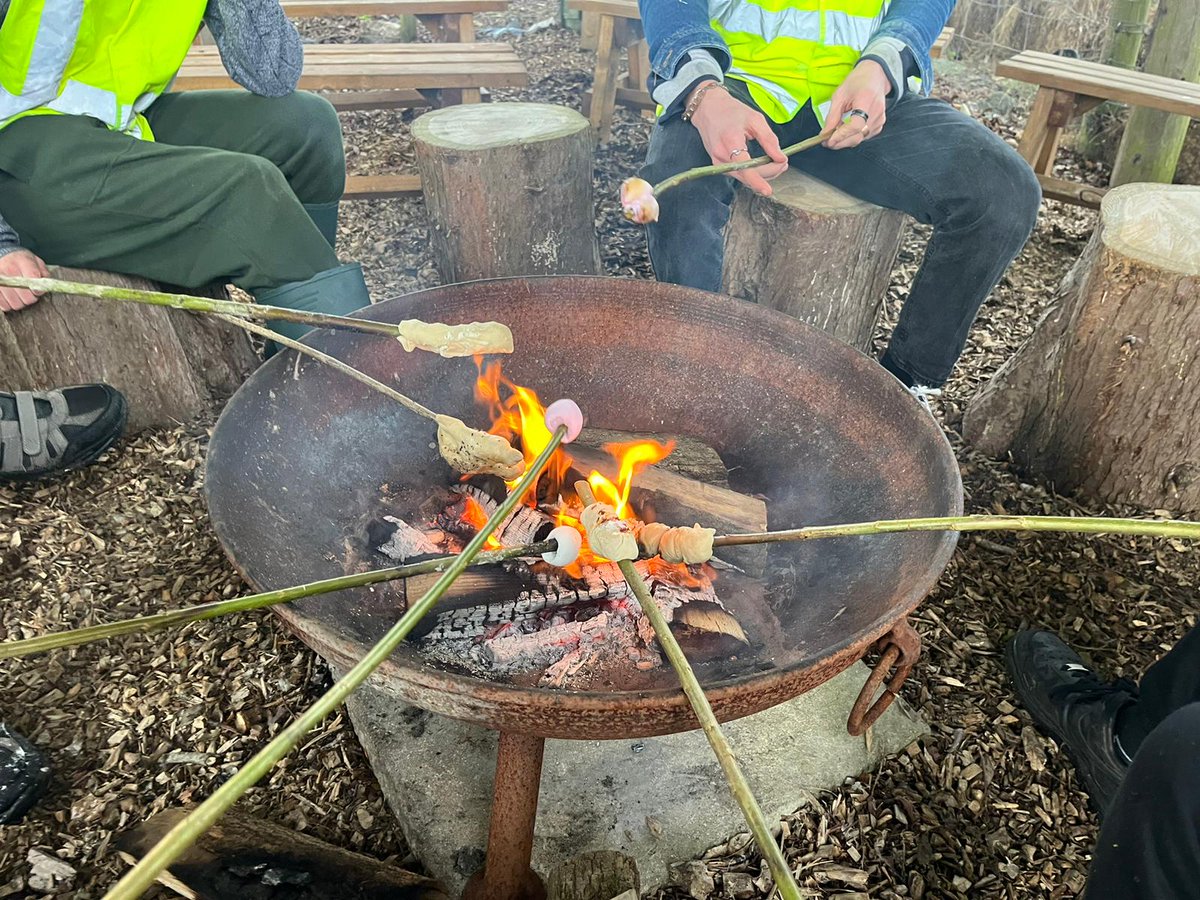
[{"x1": 0, "y1": 384, "x2": 127, "y2": 481}]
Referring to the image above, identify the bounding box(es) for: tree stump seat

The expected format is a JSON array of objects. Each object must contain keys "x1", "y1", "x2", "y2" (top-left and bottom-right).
[
  {"x1": 722, "y1": 169, "x2": 908, "y2": 353},
  {"x1": 413, "y1": 102, "x2": 602, "y2": 282},
  {"x1": 964, "y1": 183, "x2": 1200, "y2": 511},
  {"x1": 0, "y1": 268, "x2": 258, "y2": 433}
]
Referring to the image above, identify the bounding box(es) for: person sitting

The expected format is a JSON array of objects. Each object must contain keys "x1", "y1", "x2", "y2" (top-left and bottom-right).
[
  {"x1": 0, "y1": 0, "x2": 370, "y2": 343},
  {"x1": 637, "y1": 0, "x2": 1042, "y2": 394},
  {"x1": 1007, "y1": 627, "x2": 1199, "y2": 899}
]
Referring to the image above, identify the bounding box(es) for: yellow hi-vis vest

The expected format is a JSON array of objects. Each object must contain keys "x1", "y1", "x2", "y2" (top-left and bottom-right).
[
  {"x1": 711, "y1": 0, "x2": 887, "y2": 124},
  {"x1": 0, "y1": 0, "x2": 208, "y2": 140}
]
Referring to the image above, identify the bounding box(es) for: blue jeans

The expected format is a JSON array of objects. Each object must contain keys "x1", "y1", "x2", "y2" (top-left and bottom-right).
[{"x1": 642, "y1": 86, "x2": 1041, "y2": 388}]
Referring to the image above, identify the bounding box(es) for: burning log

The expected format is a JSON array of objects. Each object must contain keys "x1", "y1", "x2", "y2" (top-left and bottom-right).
[{"x1": 569, "y1": 445, "x2": 766, "y2": 574}]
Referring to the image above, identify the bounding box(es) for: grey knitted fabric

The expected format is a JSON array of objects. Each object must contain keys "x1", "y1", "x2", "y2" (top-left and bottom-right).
[{"x1": 0, "y1": 0, "x2": 304, "y2": 258}]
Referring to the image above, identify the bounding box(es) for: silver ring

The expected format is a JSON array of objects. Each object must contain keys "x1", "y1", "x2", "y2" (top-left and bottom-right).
[
  {"x1": 844, "y1": 107, "x2": 870, "y2": 124},
  {"x1": 730, "y1": 148, "x2": 747, "y2": 159}
]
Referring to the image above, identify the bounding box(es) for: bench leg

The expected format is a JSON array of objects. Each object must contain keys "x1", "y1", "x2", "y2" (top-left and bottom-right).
[
  {"x1": 416, "y1": 13, "x2": 481, "y2": 106},
  {"x1": 1018, "y1": 87, "x2": 1076, "y2": 176},
  {"x1": 626, "y1": 38, "x2": 655, "y2": 121},
  {"x1": 590, "y1": 14, "x2": 622, "y2": 143}
]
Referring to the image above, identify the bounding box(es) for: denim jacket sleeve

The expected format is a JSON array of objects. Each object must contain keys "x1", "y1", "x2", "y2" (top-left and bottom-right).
[
  {"x1": 871, "y1": 0, "x2": 956, "y2": 95},
  {"x1": 639, "y1": 0, "x2": 954, "y2": 114}
]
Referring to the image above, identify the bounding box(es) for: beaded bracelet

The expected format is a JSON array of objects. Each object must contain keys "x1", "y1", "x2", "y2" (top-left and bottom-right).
[{"x1": 681, "y1": 81, "x2": 727, "y2": 123}]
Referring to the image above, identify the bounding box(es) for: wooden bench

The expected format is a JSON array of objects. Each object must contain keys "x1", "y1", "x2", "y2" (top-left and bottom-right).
[
  {"x1": 176, "y1": 43, "x2": 527, "y2": 199},
  {"x1": 997, "y1": 51, "x2": 1200, "y2": 208},
  {"x1": 570, "y1": 0, "x2": 954, "y2": 142},
  {"x1": 281, "y1": 0, "x2": 504, "y2": 42}
]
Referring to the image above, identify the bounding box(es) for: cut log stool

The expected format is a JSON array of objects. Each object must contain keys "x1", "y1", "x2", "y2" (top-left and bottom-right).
[
  {"x1": 722, "y1": 170, "x2": 907, "y2": 353},
  {"x1": 964, "y1": 184, "x2": 1200, "y2": 511},
  {"x1": 413, "y1": 103, "x2": 601, "y2": 282},
  {"x1": 0, "y1": 267, "x2": 258, "y2": 433}
]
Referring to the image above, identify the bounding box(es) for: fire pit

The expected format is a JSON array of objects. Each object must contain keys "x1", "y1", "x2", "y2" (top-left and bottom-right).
[{"x1": 206, "y1": 276, "x2": 962, "y2": 899}]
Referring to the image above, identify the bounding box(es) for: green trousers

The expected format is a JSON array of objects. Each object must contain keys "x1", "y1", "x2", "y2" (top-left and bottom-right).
[{"x1": 0, "y1": 91, "x2": 344, "y2": 292}]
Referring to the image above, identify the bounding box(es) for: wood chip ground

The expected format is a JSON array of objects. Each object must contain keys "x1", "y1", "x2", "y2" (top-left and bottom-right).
[{"x1": 1, "y1": 4, "x2": 1195, "y2": 897}]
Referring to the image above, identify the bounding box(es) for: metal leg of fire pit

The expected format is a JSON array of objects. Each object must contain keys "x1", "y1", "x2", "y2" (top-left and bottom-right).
[{"x1": 462, "y1": 731, "x2": 548, "y2": 900}]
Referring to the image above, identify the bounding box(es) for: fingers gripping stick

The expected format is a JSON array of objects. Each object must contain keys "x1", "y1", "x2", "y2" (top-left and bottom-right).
[{"x1": 543, "y1": 398, "x2": 583, "y2": 443}]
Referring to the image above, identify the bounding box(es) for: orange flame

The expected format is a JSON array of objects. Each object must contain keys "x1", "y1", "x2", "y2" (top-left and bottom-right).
[
  {"x1": 475, "y1": 358, "x2": 575, "y2": 501},
  {"x1": 462, "y1": 495, "x2": 503, "y2": 550},
  {"x1": 472, "y1": 360, "x2": 676, "y2": 541}
]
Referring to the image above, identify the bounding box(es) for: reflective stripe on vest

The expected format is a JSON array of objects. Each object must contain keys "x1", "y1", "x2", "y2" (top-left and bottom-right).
[
  {"x1": 710, "y1": 0, "x2": 887, "y2": 124},
  {"x1": 0, "y1": 0, "x2": 207, "y2": 139}
]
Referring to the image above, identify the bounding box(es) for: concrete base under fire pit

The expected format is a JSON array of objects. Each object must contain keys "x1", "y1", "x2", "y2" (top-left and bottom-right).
[{"x1": 341, "y1": 662, "x2": 926, "y2": 895}]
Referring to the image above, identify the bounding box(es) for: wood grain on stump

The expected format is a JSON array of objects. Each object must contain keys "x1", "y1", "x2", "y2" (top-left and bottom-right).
[
  {"x1": 413, "y1": 103, "x2": 601, "y2": 282},
  {"x1": 722, "y1": 169, "x2": 907, "y2": 352},
  {"x1": 964, "y1": 184, "x2": 1200, "y2": 510},
  {"x1": 0, "y1": 267, "x2": 257, "y2": 433}
]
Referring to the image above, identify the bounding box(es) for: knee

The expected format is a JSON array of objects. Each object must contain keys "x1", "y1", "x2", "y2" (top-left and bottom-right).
[
  {"x1": 263, "y1": 92, "x2": 346, "y2": 200},
  {"x1": 1129, "y1": 705, "x2": 1200, "y2": 790},
  {"x1": 949, "y1": 137, "x2": 1041, "y2": 250}
]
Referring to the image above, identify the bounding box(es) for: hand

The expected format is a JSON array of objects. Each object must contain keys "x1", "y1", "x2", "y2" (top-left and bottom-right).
[
  {"x1": 688, "y1": 82, "x2": 788, "y2": 196},
  {"x1": 823, "y1": 59, "x2": 891, "y2": 151},
  {"x1": 0, "y1": 249, "x2": 50, "y2": 312}
]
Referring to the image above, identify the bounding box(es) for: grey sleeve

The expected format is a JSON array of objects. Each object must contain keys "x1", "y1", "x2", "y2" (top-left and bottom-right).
[
  {"x1": 0, "y1": 213, "x2": 21, "y2": 259},
  {"x1": 205, "y1": 0, "x2": 304, "y2": 97}
]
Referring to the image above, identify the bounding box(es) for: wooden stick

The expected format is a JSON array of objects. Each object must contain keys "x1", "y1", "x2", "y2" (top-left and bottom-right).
[
  {"x1": 712, "y1": 514, "x2": 1200, "y2": 547},
  {"x1": 651, "y1": 132, "x2": 827, "y2": 196},
  {"x1": 0, "y1": 540, "x2": 556, "y2": 661},
  {"x1": 105, "y1": 426, "x2": 569, "y2": 900},
  {"x1": 218, "y1": 314, "x2": 436, "y2": 421},
  {"x1": 0, "y1": 274, "x2": 513, "y2": 357},
  {"x1": 575, "y1": 483, "x2": 804, "y2": 900},
  {"x1": 0, "y1": 274, "x2": 403, "y2": 338}
]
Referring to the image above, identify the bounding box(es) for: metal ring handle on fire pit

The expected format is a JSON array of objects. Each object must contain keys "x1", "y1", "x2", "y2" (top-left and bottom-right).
[{"x1": 847, "y1": 618, "x2": 922, "y2": 736}]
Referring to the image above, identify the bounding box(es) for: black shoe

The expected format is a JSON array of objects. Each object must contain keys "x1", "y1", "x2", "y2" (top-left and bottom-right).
[
  {"x1": 0, "y1": 384, "x2": 127, "y2": 481},
  {"x1": 0, "y1": 724, "x2": 50, "y2": 824},
  {"x1": 1005, "y1": 631, "x2": 1134, "y2": 817}
]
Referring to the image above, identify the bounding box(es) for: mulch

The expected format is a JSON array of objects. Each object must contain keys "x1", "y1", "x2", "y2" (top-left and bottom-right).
[{"x1": 1, "y1": 4, "x2": 1196, "y2": 898}]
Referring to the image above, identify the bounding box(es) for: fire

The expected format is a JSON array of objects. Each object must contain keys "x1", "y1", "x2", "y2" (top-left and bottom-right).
[
  {"x1": 590, "y1": 439, "x2": 675, "y2": 519},
  {"x1": 462, "y1": 495, "x2": 503, "y2": 550},
  {"x1": 475, "y1": 358, "x2": 575, "y2": 501},
  {"x1": 472, "y1": 361, "x2": 676, "y2": 557}
]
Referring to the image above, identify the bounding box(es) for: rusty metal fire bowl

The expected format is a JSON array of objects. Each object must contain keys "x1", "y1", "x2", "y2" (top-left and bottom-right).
[{"x1": 206, "y1": 276, "x2": 963, "y2": 740}]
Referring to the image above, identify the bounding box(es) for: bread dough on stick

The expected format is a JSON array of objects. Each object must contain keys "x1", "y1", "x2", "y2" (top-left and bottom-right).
[
  {"x1": 397, "y1": 320, "x2": 514, "y2": 357},
  {"x1": 435, "y1": 414, "x2": 525, "y2": 479},
  {"x1": 658, "y1": 524, "x2": 716, "y2": 564}
]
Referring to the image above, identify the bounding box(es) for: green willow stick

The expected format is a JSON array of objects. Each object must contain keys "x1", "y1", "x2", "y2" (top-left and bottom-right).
[
  {"x1": 651, "y1": 132, "x2": 827, "y2": 196},
  {"x1": 0, "y1": 540, "x2": 555, "y2": 661},
  {"x1": 575, "y1": 483, "x2": 803, "y2": 900},
  {"x1": 713, "y1": 514, "x2": 1200, "y2": 547},
  {"x1": 106, "y1": 426, "x2": 569, "y2": 900},
  {"x1": 217, "y1": 314, "x2": 437, "y2": 421},
  {"x1": 0, "y1": 273, "x2": 405, "y2": 339}
]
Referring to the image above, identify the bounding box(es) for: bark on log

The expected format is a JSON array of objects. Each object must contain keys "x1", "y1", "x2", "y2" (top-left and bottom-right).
[
  {"x1": 118, "y1": 806, "x2": 448, "y2": 900},
  {"x1": 413, "y1": 103, "x2": 601, "y2": 282},
  {"x1": 546, "y1": 850, "x2": 640, "y2": 900},
  {"x1": 0, "y1": 267, "x2": 257, "y2": 433},
  {"x1": 722, "y1": 169, "x2": 907, "y2": 352},
  {"x1": 964, "y1": 184, "x2": 1200, "y2": 511}
]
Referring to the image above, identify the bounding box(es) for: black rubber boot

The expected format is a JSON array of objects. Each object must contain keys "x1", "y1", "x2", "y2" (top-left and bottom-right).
[
  {"x1": 0, "y1": 724, "x2": 50, "y2": 824},
  {"x1": 0, "y1": 384, "x2": 127, "y2": 481},
  {"x1": 253, "y1": 262, "x2": 372, "y2": 345},
  {"x1": 1006, "y1": 631, "x2": 1135, "y2": 817},
  {"x1": 303, "y1": 200, "x2": 340, "y2": 250}
]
